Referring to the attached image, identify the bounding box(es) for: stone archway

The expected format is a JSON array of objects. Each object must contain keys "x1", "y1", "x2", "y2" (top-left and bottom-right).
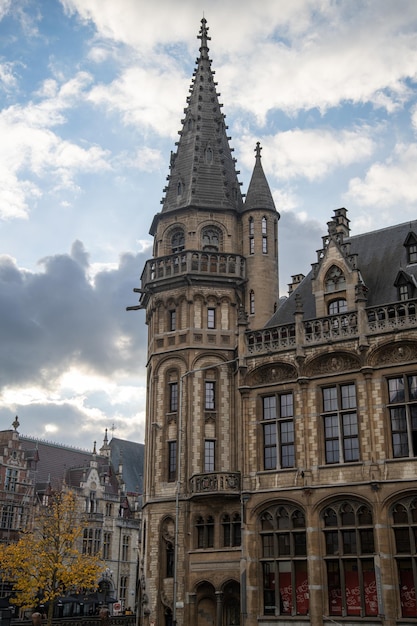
[
  {"x1": 196, "y1": 582, "x2": 216, "y2": 626},
  {"x1": 222, "y1": 580, "x2": 240, "y2": 626}
]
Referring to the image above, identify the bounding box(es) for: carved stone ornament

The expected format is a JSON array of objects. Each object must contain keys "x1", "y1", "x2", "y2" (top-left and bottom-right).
[
  {"x1": 247, "y1": 363, "x2": 297, "y2": 385},
  {"x1": 305, "y1": 352, "x2": 360, "y2": 376},
  {"x1": 368, "y1": 341, "x2": 417, "y2": 367}
]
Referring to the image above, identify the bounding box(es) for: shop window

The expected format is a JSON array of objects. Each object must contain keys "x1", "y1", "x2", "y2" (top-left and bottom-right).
[
  {"x1": 260, "y1": 505, "x2": 309, "y2": 616},
  {"x1": 322, "y1": 501, "x2": 377, "y2": 617},
  {"x1": 392, "y1": 496, "x2": 417, "y2": 617}
]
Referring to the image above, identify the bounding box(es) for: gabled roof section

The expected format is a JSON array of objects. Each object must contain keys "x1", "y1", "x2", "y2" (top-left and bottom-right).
[
  {"x1": 160, "y1": 18, "x2": 243, "y2": 216},
  {"x1": 266, "y1": 216, "x2": 417, "y2": 327},
  {"x1": 244, "y1": 142, "x2": 278, "y2": 215}
]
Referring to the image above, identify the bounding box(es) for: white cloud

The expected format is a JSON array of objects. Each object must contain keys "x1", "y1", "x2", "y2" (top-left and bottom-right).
[
  {"x1": 237, "y1": 126, "x2": 376, "y2": 182},
  {"x1": 347, "y1": 142, "x2": 417, "y2": 212},
  {"x1": 87, "y1": 64, "x2": 188, "y2": 137},
  {"x1": 0, "y1": 72, "x2": 111, "y2": 219}
]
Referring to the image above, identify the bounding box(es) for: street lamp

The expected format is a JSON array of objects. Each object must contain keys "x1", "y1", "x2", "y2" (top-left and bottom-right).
[{"x1": 172, "y1": 358, "x2": 237, "y2": 626}]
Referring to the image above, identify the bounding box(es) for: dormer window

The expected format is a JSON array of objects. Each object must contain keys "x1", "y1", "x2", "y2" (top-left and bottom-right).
[
  {"x1": 395, "y1": 270, "x2": 415, "y2": 301},
  {"x1": 325, "y1": 265, "x2": 346, "y2": 293},
  {"x1": 404, "y1": 232, "x2": 417, "y2": 264}
]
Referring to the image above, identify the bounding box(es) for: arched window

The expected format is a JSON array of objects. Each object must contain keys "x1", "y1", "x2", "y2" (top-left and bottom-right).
[
  {"x1": 262, "y1": 216, "x2": 268, "y2": 253},
  {"x1": 322, "y1": 501, "x2": 377, "y2": 617},
  {"x1": 171, "y1": 229, "x2": 185, "y2": 253},
  {"x1": 202, "y1": 226, "x2": 222, "y2": 251},
  {"x1": 260, "y1": 504, "x2": 308, "y2": 616},
  {"x1": 392, "y1": 495, "x2": 417, "y2": 616},
  {"x1": 249, "y1": 217, "x2": 254, "y2": 254},
  {"x1": 325, "y1": 265, "x2": 346, "y2": 293},
  {"x1": 328, "y1": 298, "x2": 347, "y2": 315}
]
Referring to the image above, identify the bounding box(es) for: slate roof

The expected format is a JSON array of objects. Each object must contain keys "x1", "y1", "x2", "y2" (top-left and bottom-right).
[
  {"x1": 244, "y1": 143, "x2": 278, "y2": 215},
  {"x1": 109, "y1": 437, "x2": 144, "y2": 494},
  {"x1": 20, "y1": 437, "x2": 96, "y2": 484},
  {"x1": 266, "y1": 218, "x2": 417, "y2": 327},
  {"x1": 154, "y1": 18, "x2": 243, "y2": 227},
  {"x1": 19, "y1": 436, "x2": 144, "y2": 495}
]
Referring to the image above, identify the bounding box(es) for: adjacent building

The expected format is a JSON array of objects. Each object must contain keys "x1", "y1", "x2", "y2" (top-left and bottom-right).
[
  {"x1": 0, "y1": 423, "x2": 144, "y2": 617},
  {"x1": 131, "y1": 18, "x2": 417, "y2": 626}
]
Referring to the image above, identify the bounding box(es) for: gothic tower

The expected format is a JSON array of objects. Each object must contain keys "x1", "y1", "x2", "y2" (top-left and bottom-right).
[{"x1": 131, "y1": 18, "x2": 278, "y2": 625}]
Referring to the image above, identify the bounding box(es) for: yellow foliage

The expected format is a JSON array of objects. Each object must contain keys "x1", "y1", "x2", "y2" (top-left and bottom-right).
[{"x1": 0, "y1": 490, "x2": 104, "y2": 619}]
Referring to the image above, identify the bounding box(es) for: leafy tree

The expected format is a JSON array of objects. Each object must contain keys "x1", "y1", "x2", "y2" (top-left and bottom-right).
[{"x1": 0, "y1": 490, "x2": 104, "y2": 625}]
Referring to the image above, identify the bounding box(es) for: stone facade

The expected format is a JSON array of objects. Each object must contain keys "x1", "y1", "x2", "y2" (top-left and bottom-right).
[
  {"x1": 132, "y1": 18, "x2": 417, "y2": 626},
  {"x1": 0, "y1": 427, "x2": 142, "y2": 617}
]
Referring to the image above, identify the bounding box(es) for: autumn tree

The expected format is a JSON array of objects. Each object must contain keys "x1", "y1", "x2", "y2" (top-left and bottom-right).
[{"x1": 0, "y1": 490, "x2": 104, "y2": 625}]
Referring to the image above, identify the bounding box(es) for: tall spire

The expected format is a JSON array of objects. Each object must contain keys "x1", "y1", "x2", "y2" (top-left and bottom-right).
[
  {"x1": 160, "y1": 18, "x2": 243, "y2": 214},
  {"x1": 244, "y1": 142, "x2": 278, "y2": 215}
]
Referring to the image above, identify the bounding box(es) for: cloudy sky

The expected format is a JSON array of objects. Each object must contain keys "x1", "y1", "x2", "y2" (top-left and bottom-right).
[{"x1": 1, "y1": 0, "x2": 417, "y2": 450}]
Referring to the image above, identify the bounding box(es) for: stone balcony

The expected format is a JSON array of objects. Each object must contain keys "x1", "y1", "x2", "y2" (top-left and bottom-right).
[
  {"x1": 189, "y1": 471, "x2": 241, "y2": 497},
  {"x1": 246, "y1": 298, "x2": 417, "y2": 354},
  {"x1": 140, "y1": 250, "x2": 246, "y2": 291}
]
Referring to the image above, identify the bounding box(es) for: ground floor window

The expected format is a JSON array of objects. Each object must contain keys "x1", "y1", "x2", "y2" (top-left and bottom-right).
[
  {"x1": 260, "y1": 504, "x2": 309, "y2": 616},
  {"x1": 392, "y1": 496, "x2": 417, "y2": 617},
  {"x1": 323, "y1": 501, "x2": 377, "y2": 617}
]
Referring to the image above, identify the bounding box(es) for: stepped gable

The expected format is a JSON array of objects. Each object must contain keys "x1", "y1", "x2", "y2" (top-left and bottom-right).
[
  {"x1": 266, "y1": 217, "x2": 417, "y2": 326},
  {"x1": 244, "y1": 142, "x2": 278, "y2": 215},
  {"x1": 158, "y1": 17, "x2": 243, "y2": 222}
]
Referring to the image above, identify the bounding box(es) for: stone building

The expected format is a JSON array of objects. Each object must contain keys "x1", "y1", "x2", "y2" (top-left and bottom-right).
[
  {"x1": 130, "y1": 18, "x2": 417, "y2": 626},
  {"x1": 0, "y1": 424, "x2": 144, "y2": 617}
]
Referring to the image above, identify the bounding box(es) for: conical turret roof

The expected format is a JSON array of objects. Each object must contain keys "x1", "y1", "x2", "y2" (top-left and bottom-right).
[
  {"x1": 244, "y1": 142, "x2": 278, "y2": 215},
  {"x1": 160, "y1": 18, "x2": 243, "y2": 214}
]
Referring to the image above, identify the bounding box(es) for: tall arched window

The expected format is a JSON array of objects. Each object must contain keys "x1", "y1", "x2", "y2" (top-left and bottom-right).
[
  {"x1": 249, "y1": 217, "x2": 254, "y2": 254},
  {"x1": 322, "y1": 501, "x2": 377, "y2": 617},
  {"x1": 262, "y1": 216, "x2": 268, "y2": 253},
  {"x1": 250, "y1": 290, "x2": 255, "y2": 315},
  {"x1": 392, "y1": 495, "x2": 417, "y2": 616},
  {"x1": 260, "y1": 504, "x2": 308, "y2": 616}
]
